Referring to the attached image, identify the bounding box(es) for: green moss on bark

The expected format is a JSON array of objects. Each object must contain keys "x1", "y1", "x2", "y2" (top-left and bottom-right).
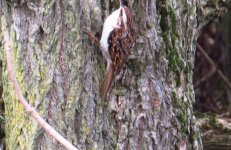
[
  {"x1": 158, "y1": 3, "x2": 184, "y2": 87},
  {"x1": 1, "y1": 16, "x2": 39, "y2": 150}
]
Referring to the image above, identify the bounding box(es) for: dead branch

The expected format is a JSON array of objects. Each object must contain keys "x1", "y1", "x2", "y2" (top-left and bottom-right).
[
  {"x1": 196, "y1": 114, "x2": 231, "y2": 150},
  {"x1": 196, "y1": 43, "x2": 231, "y2": 89},
  {"x1": 2, "y1": 17, "x2": 78, "y2": 150},
  {"x1": 194, "y1": 64, "x2": 216, "y2": 88}
]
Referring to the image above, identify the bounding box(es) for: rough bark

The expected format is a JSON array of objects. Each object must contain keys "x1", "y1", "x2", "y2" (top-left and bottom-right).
[{"x1": 0, "y1": 0, "x2": 230, "y2": 149}]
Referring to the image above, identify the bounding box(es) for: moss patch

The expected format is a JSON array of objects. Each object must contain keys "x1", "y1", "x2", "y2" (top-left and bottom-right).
[{"x1": 158, "y1": 3, "x2": 183, "y2": 86}]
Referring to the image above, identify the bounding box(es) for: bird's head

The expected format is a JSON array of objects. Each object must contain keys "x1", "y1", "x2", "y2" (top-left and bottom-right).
[{"x1": 119, "y1": 0, "x2": 128, "y2": 7}]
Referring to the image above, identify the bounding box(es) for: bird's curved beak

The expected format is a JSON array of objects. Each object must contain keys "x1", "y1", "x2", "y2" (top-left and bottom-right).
[{"x1": 119, "y1": 0, "x2": 123, "y2": 7}]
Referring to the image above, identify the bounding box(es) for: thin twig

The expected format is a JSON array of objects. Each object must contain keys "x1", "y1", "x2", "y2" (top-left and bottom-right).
[
  {"x1": 194, "y1": 64, "x2": 216, "y2": 88},
  {"x1": 196, "y1": 43, "x2": 231, "y2": 89},
  {"x1": 2, "y1": 17, "x2": 78, "y2": 150}
]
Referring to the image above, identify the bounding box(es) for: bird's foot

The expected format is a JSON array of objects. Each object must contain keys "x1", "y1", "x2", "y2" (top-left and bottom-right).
[{"x1": 83, "y1": 28, "x2": 100, "y2": 45}]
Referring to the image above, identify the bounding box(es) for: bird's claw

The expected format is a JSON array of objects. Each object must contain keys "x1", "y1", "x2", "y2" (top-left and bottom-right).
[
  {"x1": 83, "y1": 28, "x2": 90, "y2": 34},
  {"x1": 83, "y1": 28, "x2": 100, "y2": 45}
]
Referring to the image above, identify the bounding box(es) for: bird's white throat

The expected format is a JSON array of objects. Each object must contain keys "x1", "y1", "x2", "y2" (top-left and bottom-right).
[
  {"x1": 100, "y1": 8, "x2": 121, "y2": 51},
  {"x1": 100, "y1": 7, "x2": 127, "y2": 65}
]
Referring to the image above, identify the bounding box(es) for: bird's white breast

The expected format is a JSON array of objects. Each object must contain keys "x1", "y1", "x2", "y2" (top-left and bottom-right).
[
  {"x1": 100, "y1": 8, "x2": 121, "y2": 51},
  {"x1": 100, "y1": 7, "x2": 128, "y2": 65}
]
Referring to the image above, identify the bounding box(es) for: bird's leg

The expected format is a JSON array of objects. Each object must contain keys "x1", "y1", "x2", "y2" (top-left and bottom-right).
[{"x1": 83, "y1": 28, "x2": 100, "y2": 45}]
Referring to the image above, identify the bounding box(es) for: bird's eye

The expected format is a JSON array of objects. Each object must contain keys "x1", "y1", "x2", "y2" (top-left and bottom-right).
[
  {"x1": 123, "y1": 0, "x2": 128, "y2": 6},
  {"x1": 120, "y1": 0, "x2": 128, "y2": 6}
]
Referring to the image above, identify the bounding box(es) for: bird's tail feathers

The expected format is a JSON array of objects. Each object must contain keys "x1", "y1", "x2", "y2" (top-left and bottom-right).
[{"x1": 100, "y1": 65, "x2": 114, "y2": 101}]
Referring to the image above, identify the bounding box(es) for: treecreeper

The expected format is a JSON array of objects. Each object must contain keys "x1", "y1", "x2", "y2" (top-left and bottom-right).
[{"x1": 85, "y1": 0, "x2": 135, "y2": 100}]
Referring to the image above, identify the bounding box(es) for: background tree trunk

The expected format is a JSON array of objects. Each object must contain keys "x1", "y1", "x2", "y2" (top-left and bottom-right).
[{"x1": 0, "y1": 0, "x2": 229, "y2": 149}]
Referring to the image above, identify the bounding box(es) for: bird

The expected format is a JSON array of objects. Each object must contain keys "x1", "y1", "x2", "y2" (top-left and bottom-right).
[{"x1": 99, "y1": 0, "x2": 135, "y2": 100}]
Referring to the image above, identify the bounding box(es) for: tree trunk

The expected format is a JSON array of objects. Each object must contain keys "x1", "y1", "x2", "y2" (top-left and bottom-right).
[{"x1": 0, "y1": 0, "x2": 229, "y2": 149}]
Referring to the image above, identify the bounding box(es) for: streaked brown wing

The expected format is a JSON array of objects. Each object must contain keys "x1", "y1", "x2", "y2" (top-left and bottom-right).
[{"x1": 108, "y1": 7, "x2": 135, "y2": 74}]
